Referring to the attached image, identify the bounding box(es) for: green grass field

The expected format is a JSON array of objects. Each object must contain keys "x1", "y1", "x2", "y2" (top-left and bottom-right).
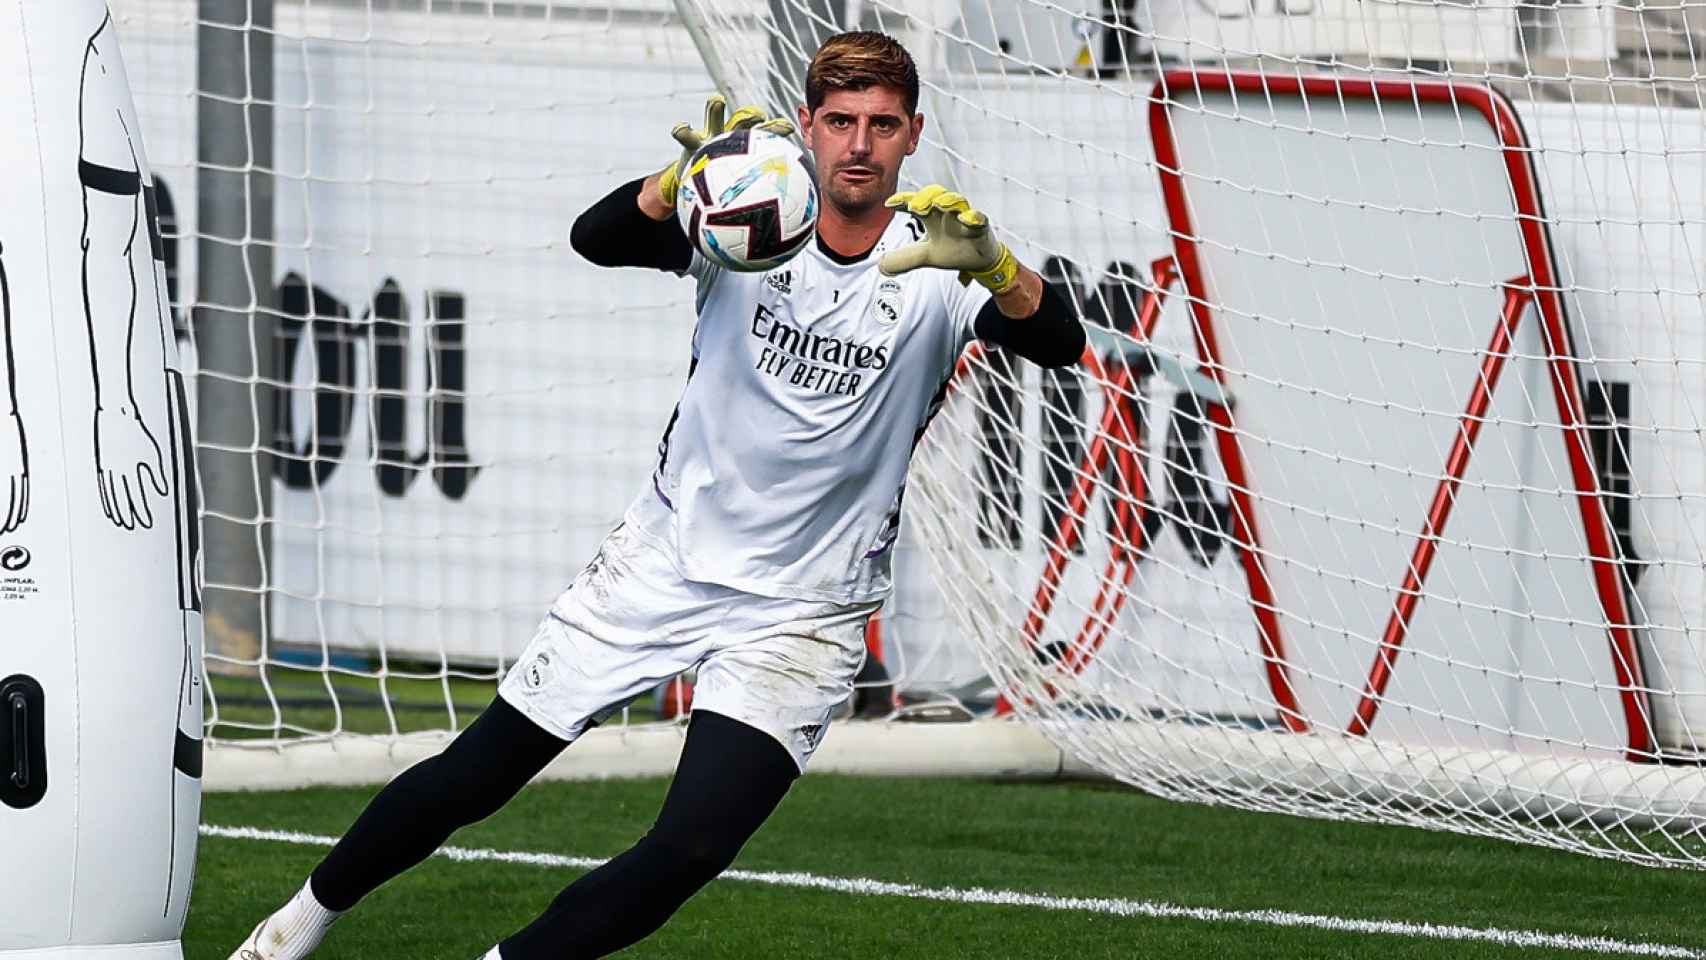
[{"x1": 189, "y1": 774, "x2": 1706, "y2": 959}]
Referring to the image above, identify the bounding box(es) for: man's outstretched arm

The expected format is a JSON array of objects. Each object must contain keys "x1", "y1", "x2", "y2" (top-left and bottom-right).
[
  {"x1": 974, "y1": 278, "x2": 1084, "y2": 369},
  {"x1": 570, "y1": 177, "x2": 693, "y2": 272},
  {"x1": 570, "y1": 95, "x2": 793, "y2": 273},
  {"x1": 880, "y1": 185, "x2": 1086, "y2": 369}
]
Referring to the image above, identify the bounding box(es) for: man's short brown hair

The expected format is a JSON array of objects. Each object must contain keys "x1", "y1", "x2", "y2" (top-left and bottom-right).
[{"x1": 805, "y1": 31, "x2": 919, "y2": 116}]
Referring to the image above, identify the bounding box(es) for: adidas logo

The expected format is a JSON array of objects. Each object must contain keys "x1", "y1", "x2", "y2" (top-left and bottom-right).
[{"x1": 766, "y1": 269, "x2": 792, "y2": 296}]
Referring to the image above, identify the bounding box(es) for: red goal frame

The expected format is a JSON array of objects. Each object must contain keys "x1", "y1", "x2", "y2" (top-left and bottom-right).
[{"x1": 1141, "y1": 70, "x2": 1656, "y2": 759}]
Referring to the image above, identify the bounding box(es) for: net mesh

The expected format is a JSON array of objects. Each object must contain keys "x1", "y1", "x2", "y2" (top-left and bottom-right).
[
  {"x1": 684, "y1": 0, "x2": 1706, "y2": 863},
  {"x1": 112, "y1": 0, "x2": 986, "y2": 745},
  {"x1": 108, "y1": 0, "x2": 1706, "y2": 865}
]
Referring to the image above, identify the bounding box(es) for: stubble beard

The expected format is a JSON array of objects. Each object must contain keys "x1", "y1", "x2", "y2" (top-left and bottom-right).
[{"x1": 821, "y1": 165, "x2": 899, "y2": 219}]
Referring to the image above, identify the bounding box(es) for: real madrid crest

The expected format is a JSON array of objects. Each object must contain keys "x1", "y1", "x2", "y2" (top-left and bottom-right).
[
  {"x1": 875, "y1": 278, "x2": 903, "y2": 325},
  {"x1": 523, "y1": 650, "x2": 555, "y2": 690}
]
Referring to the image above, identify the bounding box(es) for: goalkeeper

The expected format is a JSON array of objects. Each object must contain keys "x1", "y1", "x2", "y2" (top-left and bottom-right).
[{"x1": 228, "y1": 30, "x2": 1082, "y2": 960}]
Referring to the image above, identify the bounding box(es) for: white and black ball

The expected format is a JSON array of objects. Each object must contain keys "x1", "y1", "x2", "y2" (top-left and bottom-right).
[{"x1": 676, "y1": 128, "x2": 818, "y2": 272}]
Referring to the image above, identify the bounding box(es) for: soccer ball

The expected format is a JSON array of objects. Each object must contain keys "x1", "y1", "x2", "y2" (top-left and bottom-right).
[{"x1": 676, "y1": 128, "x2": 818, "y2": 272}]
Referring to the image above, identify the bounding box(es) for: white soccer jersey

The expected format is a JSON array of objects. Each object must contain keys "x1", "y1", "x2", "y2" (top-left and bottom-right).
[{"x1": 625, "y1": 214, "x2": 993, "y2": 603}]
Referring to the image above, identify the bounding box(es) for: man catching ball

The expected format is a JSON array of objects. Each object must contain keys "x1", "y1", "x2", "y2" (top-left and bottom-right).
[{"x1": 229, "y1": 31, "x2": 1082, "y2": 960}]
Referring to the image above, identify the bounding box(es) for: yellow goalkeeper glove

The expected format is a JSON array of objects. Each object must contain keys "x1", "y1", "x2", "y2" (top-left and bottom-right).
[
  {"x1": 656, "y1": 94, "x2": 795, "y2": 207},
  {"x1": 878, "y1": 184, "x2": 1020, "y2": 295}
]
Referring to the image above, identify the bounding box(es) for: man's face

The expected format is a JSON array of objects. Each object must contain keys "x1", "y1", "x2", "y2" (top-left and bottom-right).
[{"x1": 798, "y1": 86, "x2": 924, "y2": 216}]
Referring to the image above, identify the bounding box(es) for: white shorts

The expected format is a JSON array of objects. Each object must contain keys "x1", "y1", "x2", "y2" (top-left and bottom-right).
[{"x1": 499, "y1": 522, "x2": 877, "y2": 771}]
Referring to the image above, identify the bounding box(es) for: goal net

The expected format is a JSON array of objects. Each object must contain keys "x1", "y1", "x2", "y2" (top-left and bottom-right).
[
  {"x1": 681, "y1": 0, "x2": 1706, "y2": 865},
  {"x1": 106, "y1": 0, "x2": 1706, "y2": 864},
  {"x1": 110, "y1": 0, "x2": 1004, "y2": 773}
]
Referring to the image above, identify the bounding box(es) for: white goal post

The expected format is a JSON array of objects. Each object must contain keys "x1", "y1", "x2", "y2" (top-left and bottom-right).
[{"x1": 96, "y1": 0, "x2": 1706, "y2": 867}]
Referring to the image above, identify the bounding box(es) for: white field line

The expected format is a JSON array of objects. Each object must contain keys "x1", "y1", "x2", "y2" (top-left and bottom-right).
[{"x1": 202, "y1": 824, "x2": 1703, "y2": 958}]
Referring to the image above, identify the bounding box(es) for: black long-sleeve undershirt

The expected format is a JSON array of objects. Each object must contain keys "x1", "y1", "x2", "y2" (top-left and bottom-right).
[
  {"x1": 570, "y1": 177, "x2": 694, "y2": 272},
  {"x1": 977, "y1": 277, "x2": 1084, "y2": 368},
  {"x1": 571, "y1": 177, "x2": 1086, "y2": 368}
]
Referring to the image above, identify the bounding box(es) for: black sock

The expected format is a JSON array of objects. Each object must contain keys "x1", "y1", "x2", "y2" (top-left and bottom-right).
[
  {"x1": 500, "y1": 709, "x2": 799, "y2": 960},
  {"x1": 310, "y1": 697, "x2": 567, "y2": 911}
]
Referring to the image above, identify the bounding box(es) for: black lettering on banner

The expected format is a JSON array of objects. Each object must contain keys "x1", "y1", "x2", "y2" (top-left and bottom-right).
[
  {"x1": 1096, "y1": 0, "x2": 1145, "y2": 78},
  {"x1": 1096, "y1": 378, "x2": 1234, "y2": 570},
  {"x1": 1585, "y1": 379, "x2": 1640, "y2": 587},
  {"x1": 424, "y1": 293, "x2": 479, "y2": 499},
  {"x1": 152, "y1": 175, "x2": 479, "y2": 500},
  {"x1": 980, "y1": 255, "x2": 1233, "y2": 568},
  {"x1": 977, "y1": 256, "x2": 1088, "y2": 552},
  {"x1": 370, "y1": 280, "x2": 412, "y2": 494},
  {"x1": 1040, "y1": 256, "x2": 1086, "y2": 552},
  {"x1": 273, "y1": 273, "x2": 360, "y2": 488},
  {"x1": 266, "y1": 276, "x2": 477, "y2": 500},
  {"x1": 976, "y1": 345, "x2": 1023, "y2": 549},
  {"x1": 153, "y1": 176, "x2": 477, "y2": 504},
  {"x1": 1153, "y1": 391, "x2": 1233, "y2": 569},
  {"x1": 370, "y1": 284, "x2": 481, "y2": 498},
  {"x1": 1089, "y1": 260, "x2": 1144, "y2": 546},
  {"x1": 1100, "y1": 343, "x2": 1233, "y2": 568}
]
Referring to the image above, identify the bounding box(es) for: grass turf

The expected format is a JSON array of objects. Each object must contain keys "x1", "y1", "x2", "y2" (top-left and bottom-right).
[{"x1": 189, "y1": 775, "x2": 1706, "y2": 959}]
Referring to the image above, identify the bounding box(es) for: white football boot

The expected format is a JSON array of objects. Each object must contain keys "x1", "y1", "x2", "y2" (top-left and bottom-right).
[{"x1": 226, "y1": 881, "x2": 341, "y2": 960}]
